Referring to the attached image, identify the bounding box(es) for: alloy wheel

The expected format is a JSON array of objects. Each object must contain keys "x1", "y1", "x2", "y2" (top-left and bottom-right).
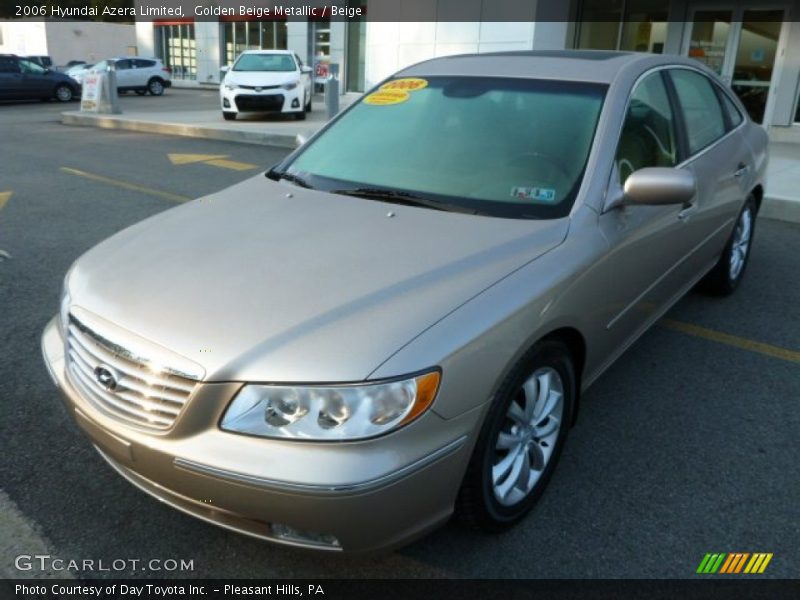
[
  {"x1": 492, "y1": 367, "x2": 564, "y2": 506},
  {"x1": 729, "y1": 207, "x2": 753, "y2": 281}
]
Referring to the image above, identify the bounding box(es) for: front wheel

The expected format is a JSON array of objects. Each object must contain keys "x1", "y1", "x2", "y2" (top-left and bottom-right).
[
  {"x1": 697, "y1": 196, "x2": 757, "y2": 296},
  {"x1": 54, "y1": 84, "x2": 74, "y2": 102},
  {"x1": 222, "y1": 111, "x2": 236, "y2": 121},
  {"x1": 456, "y1": 339, "x2": 575, "y2": 532},
  {"x1": 294, "y1": 110, "x2": 307, "y2": 121},
  {"x1": 147, "y1": 78, "x2": 165, "y2": 96}
]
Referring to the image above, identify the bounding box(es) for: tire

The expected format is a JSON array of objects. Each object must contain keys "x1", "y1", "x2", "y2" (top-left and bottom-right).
[
  {"x1": 54, "y1": 84, "x2": 74, "y2": 103},
  {"x1": 294, "y1": 110, "x2": 307, "y2": 121},
  {"x1": 305, "y1": 94, "x2": 312, "y2": 113},
  {"x1": 135, "y1": 90, "x2": 147, "y2": 96},
  {"x1": 222, "y1": 112, "x2": 236, "y2": 121},
  {"x1": 697, "y1": 195, "x2": 757, "y2": 296},
  {"x1": 455, "y1": 339, "x2": 576, "y2": 532},
  {"x1": 147, "y1": 78, "x2": 165, "y2": 96}
]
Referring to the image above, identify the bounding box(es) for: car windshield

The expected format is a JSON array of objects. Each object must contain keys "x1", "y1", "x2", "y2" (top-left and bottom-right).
[
  {"x1": 234, "y1": 54, "x2": 296, "y2": 72},
  {"x1": 284, "y1": 76, "x2": 606, "y2": 219}
]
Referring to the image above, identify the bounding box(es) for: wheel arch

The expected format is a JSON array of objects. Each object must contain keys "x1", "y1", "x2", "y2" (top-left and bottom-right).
[{"x1": 538, "y1": 326, "x2": 586, "y2": 426}]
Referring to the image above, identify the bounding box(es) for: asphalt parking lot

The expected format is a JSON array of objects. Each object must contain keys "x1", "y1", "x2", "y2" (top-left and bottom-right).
[{"x1": 1, "y1": 97, "x2": 798, "y2": 579}]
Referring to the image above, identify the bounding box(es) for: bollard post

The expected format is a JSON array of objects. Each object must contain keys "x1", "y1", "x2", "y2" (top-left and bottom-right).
[
  {"x1": 106, "y1": 59, "x2": 122, "y2": 114},
  {"x1": 325, "y1": 63, "x2": 340, "y2": 119}
]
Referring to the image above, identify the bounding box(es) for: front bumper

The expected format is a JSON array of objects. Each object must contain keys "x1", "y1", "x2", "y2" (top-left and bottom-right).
[
  {"x1": 220, "y1": 86, "x2": 303, "y2": 114},
  {"x1": 41, "y1": 316, "x2": 478, "y2": 553}
]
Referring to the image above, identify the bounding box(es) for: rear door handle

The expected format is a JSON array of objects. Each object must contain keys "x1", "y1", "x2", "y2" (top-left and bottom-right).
[{"x1": 734, "y1": 163, "x2": 749, "y2": 178}]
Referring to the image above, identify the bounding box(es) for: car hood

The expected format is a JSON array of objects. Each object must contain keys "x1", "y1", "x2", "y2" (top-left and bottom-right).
[
  {"x1": 68, "y1": 176, "x2": 568, "y2": 382},
  {"x1": 226, "y1": 71, "x2": 298, "y2": 87}
]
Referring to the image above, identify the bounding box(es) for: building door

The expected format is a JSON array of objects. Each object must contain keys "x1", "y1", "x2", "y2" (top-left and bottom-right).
[{"x1": 683, "y1": 5, "x2": 788, "y2": 125}]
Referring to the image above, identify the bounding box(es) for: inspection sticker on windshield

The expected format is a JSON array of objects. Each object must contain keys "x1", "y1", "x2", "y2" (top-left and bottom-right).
[
  {"x1": 380, "y1": 78, "x2": 428, "y2": 92},
  {"x1": 511, "y1": 186, "x2": 557, "y2": 203},
  {"x1": 364, "y1": 89, "x2": 411, "y2": 105}
]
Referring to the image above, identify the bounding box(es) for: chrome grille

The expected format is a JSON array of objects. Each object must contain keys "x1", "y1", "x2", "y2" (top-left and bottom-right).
[{"x1": 65, "y1": 315, "x2": 198, "y2": 430}]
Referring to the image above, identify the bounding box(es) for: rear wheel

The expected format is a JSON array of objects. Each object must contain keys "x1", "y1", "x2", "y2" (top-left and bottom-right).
[
  {"x1": 456, "y1": 339, "x2": 575, "y2": 532},
  {"x1": 54, "y1": 84, "x2": 73, "y2": 102},
  {"x1": 698, "y1": 196, "x2": 757, "y2": 296},
  {"x1": 222, "y1": 112, "x2": 236, "y2": 121},
  {"x1": 147, "y1": 78, "x2": 165, "y2": 96}
]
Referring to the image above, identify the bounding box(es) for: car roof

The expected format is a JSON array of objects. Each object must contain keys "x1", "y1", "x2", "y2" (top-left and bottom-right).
[
  {"x1": 240, "y1": 49, "x2": 293, "y2": 55},
  {"x1": 397, "y1": 50, "x2": 703, "y2": 84}
]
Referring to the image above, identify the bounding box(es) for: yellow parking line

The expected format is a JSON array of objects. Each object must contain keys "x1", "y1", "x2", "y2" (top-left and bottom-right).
[
  {"x1": 204, "y1": 158, "x2": 258, "y2": 171},
  {"x1": 0, "y1": 191, "x2": 12, "y2": 211},
  {"x1": 60, "y1": 167, "x2": 190, "y2": 203},
  {"x1": 661, "y1": 319, "x2": 800, "y2": 364}
]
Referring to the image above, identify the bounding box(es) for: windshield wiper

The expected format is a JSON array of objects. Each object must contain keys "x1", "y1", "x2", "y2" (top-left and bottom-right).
[
  {"x1": 331, "y1": 188, "x2": 477, "y2": 215},
  {"x1": 266, "y1": 169, "x2": 312, "y2": 189}
]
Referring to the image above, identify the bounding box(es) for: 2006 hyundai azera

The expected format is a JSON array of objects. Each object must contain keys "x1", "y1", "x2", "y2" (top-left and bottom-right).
[{"x1": 42, "y1": 51, "x2": 767, "y2": 552}]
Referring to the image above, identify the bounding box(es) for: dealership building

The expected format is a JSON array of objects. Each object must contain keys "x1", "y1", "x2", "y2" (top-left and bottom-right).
[{"x1": 134, "y1": 0, "x2": 800, "y2": 136}]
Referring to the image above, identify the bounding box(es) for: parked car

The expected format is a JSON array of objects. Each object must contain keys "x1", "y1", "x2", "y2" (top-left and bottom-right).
[
  {"x1": 26, "y1": 55, "x2": 53, "y2": 69},
  {"x1": 0, "y1": 54, "x2": 78, "y2": 102},
  {"x1": 56, "y1": 60, "x2": 87, "y2": 72},
  {"x1": 220, "y1": 49, "x2": 312, "y2": 121},
  {"x1": 65, "y1": 62, "x2": 95, "y2": 84},
  {"x1": 42, "y1": 51, "x2": 767, "y2": 553},
  {"x1": 90, "y1": 57, "x2": 172, "y2": 96}
]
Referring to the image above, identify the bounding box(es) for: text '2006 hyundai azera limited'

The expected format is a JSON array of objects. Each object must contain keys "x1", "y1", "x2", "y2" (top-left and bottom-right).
[{"x1": 42, "y1": 51, "x2": 767, "y2": 553}]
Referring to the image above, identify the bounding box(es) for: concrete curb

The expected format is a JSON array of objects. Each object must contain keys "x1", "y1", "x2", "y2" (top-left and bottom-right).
[
  {"x1": 761, "y1": 194, "x2": 800, "y2": 225},
  {"x1": 61, "y1": 111, "x2": 307, "y2": 149}
]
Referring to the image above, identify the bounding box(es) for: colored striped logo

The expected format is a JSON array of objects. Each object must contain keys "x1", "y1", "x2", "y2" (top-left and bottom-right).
[{"x1": 696, "y1": 552, "x2": 773, "y2": 574}]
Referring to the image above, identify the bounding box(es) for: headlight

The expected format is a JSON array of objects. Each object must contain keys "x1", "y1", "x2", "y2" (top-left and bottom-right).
[
  {"x1": 282, "y1": 81, "x2": 299, "y2": 90},
  {"x1": 224, "y1": 84, "x2": 238, "y2": 91},
  {"x1": 220, "y1": 371, "x2": 440, "y2": 441}
]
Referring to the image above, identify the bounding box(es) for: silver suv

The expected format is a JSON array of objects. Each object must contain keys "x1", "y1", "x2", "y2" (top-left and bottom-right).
[{"x1": 85, "y1": 57, "x2": 172, "y2": 96}]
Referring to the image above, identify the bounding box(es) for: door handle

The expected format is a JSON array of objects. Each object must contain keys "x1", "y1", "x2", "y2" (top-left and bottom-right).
[{"x1": 734, "y1": 163, "x2": 749, "y2": 178}]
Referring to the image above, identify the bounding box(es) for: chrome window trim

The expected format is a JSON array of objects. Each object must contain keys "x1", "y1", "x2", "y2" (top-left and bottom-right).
[{"x1": 174, "y1": 435, "x2": 468, "y2": 494}]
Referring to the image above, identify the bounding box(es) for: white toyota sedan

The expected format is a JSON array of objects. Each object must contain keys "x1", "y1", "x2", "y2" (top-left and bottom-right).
[{"x1": 220, "y1": 50, "x2": 312, "y2": 121}]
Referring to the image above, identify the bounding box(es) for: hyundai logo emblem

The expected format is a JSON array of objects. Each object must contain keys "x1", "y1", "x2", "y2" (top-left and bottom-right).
[
  {"x1": 255, "y1": 86, "x2": 263, "y2": 92},
  {"x1": 94, "y1": 364, "x2": 119, "y2": 391}
]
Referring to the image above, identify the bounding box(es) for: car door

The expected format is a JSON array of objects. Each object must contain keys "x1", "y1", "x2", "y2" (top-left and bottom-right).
[
  {"x1": 592, "y1": 70, "x2": 700, "y2": 353},
  {"x1": 666, "y1": 68, "x2": 753, "y2": 270},
  {"x1": 18, "y1": 58, "x2": 53, "y2": 98},
  {"x1": 114, "y1": 59, "x2": 134, "y2": 89},
  {"x1": 0, "y1": 56, "x2": 23, "y2": 99},
  {"x1": 134, "y1": 59, "x2": 155, "y2": 86}
]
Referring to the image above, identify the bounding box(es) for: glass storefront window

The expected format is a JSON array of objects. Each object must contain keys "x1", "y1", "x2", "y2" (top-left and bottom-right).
[
  {"x1": 221, "y1": 20, "x2": 288, "y2": 67},
  {"x1": 576, "y1": 0, "x2": 666, "y2": 53},
  {"x1": 687, "y1": 12, "x2": 731, "y2": 75},
  {"x1": 155, "y1": 22, "x2": 196, "y2": 80}
]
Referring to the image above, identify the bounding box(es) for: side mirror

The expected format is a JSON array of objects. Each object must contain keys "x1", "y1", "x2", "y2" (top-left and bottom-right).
[
  {"x1": 624, "y1": 167, "x2": 696, "y2": 206},
  {"x1": 605, "y1": 167, "x2": 696, "y2": 211},
  {"x1": 301, "y1": 65, "x2": 312, "y2": 74},
  {"x1": 220, "y1": 65, "x2": 230, "y2": 73}
]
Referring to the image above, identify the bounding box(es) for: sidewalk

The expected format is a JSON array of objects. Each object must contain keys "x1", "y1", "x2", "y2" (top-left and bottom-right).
[
  {"x1": 761, "y1": 141, "x2": 800, "y2": 224},
  {"x1": 61, "y1": 88, "x2": 360, "y2": 149},
  {"x1": 61, "y1": 89, "x2": 799, "y2": 223}
]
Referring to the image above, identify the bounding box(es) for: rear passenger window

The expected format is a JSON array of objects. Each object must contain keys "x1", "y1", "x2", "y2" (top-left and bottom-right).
[
  {"x1": 615, "y1": 72, "x2": 678, "y2": 184},
  {"x1": 670, "y1": 69, "x2": 727, "y2": 155},
  {"x1": 719, "y1": 91, "x2": 744, "y2": 128},
  {"x1": 135, "y1": 59, "x2": 155, "y2": 68}
]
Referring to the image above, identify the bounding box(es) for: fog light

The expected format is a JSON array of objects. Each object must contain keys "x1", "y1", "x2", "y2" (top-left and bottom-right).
[
  {"x1": 223, "y1": 98, "x2": 230, "y2": 108},
  {"x1": 270, "y1": 523, "x2": 341, "y2": 549},
  {"x1": 291, "y1": 98, "x2": 300, "y2": 108}
]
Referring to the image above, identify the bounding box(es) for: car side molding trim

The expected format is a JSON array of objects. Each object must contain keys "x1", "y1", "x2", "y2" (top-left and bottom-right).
[{"x1": 173, "y1": 435, "x2": 469, "y2": 494}]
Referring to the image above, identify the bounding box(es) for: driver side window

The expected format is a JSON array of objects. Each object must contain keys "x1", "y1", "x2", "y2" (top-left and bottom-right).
[{"x1": 615, "y1": 72, "x2": 678, "y2": 185}]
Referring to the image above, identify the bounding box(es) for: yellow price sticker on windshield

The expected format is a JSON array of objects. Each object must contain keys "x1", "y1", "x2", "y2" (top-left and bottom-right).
[
  {"x1": 364, "y1": 89, "x2": 411, "y2": 106},
  {"x1": 380, "y1": 78, "x2": 428, "y2": 92}
]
